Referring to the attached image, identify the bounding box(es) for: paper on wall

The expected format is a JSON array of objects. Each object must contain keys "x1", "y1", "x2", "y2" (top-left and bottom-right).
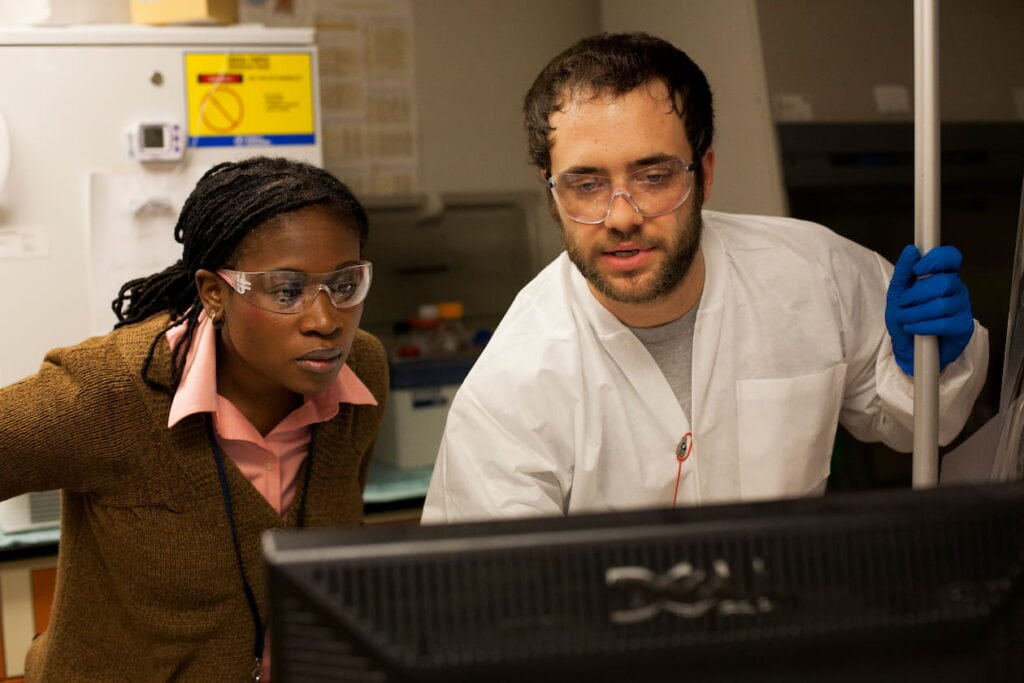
[
  {"x1": 88, "y1": 168, "x2": 204, "y2": 335},
  {"x1": 239, "y1": 0, "x2": 420, "y2": 196},
  {"x1": 0, "y1": 223, "x2": 48, "y2": 259}
]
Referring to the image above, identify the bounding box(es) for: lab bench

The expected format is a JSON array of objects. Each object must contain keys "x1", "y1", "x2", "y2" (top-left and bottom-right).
[{"x1": 363, "y1": 459, "x2": 433, "y2": 523}]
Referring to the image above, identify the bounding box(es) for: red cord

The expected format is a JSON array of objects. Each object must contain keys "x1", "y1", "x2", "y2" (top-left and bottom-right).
[{"x1": 672, "y1": 432, "x2": 694, "y2": 508}]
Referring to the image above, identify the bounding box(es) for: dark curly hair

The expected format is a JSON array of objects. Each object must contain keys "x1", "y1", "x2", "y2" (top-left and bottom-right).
[
  {"x1": 523, "y1": 31, "x2": 715, "y2": 188},
  {"x1": 111, "y1": 156, "x2": 369, "y2": 392}
]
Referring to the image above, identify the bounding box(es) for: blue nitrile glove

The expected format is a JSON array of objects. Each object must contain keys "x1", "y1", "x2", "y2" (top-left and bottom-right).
[{"x1": 884, "y1": 244, "x2": 975, "y2": 376}]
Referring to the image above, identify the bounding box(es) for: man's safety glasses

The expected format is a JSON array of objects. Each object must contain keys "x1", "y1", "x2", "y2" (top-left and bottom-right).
[
  {"x1": 217, "y1": 262, "x2": 373, "y2": 315},
  {"x1": 547, "y1": 157, "x2": 698, "y2": 225}
]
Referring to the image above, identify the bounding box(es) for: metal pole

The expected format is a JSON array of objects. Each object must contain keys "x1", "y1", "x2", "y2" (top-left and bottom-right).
[{"x1": 913, "y1": 0, "x2": 941, "y2": 488}]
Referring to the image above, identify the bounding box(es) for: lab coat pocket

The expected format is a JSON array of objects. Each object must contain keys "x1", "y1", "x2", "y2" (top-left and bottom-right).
[{"x1": 736, "y1": 363, "x2": 846, "y2": 500}]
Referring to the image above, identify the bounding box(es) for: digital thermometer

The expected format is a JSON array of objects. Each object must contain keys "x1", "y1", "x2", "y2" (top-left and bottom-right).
[{"x1": 128, "y1": 122, "x2": 184, "y2": 162}]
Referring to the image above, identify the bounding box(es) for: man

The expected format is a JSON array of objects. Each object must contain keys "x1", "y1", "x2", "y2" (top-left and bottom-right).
[{"x1": 421, "y1": 32, "x2": 987, "y2": 522}]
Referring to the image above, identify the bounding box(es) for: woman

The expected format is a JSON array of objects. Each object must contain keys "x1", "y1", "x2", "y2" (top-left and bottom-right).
[{"x1": 0, "y1": 156, "x2": 388, "y2": 680}]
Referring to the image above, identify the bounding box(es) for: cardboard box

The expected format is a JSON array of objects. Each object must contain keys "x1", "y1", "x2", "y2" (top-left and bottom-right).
[{"x1": 130, "y1": 0, "x2": 238, "y2": 25}]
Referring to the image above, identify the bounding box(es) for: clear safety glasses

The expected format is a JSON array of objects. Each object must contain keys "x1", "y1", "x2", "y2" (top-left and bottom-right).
[
  {"x1": 547, "y1": 157, "x2": 699, "y2": 225},
  {"x1": 217, "y1": 262, "x2": 373, "y2": 315}
]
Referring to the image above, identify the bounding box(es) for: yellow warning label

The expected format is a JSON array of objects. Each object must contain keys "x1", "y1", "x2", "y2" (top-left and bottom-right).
[{"x1": 185, "y1": 52, "x2": 316, "y2": 147}]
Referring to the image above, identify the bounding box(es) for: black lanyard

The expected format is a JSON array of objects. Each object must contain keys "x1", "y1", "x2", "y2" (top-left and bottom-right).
[{"x1": 204, "y1": 413, "x2": 318, "y2": 681}]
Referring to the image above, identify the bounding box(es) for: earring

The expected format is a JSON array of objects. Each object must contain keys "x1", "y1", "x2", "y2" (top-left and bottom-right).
[{"x1": 211, "y1": 310, "x2": 225, "y2": 329}]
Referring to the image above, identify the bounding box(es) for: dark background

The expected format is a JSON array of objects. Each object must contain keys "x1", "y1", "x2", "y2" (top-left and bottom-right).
[{"x1": 776, "y1": 121, "x2": 1024, "y2": 491}]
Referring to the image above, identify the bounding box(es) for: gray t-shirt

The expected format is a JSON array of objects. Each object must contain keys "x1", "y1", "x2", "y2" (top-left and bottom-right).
[
  {"x1": 628, "y1": 302, "x2": 699, "y2": 420},
  {"x1": 629, "y1": 300, "x2": 742, "y2": 498}
]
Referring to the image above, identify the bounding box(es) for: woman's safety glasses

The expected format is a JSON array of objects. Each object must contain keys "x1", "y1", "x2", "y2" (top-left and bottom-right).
[
  {"x1": 547, "y1": 157, "x2": 698, "y2": 225},
  {"x1": 217, "y1": 262, "x2": 373, "y2": 315}
]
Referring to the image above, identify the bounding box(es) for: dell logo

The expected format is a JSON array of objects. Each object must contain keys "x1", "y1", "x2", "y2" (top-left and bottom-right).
[{"x1": 605, "y1": 557, "x2": 776, "y2": 624}]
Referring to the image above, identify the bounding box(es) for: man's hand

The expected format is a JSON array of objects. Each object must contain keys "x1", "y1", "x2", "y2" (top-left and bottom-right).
[{"x1": 884, "y1": 244, "x2": 975, "y2": 376}]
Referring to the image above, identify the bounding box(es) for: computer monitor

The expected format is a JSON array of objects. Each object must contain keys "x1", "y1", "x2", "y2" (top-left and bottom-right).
[{"x1": 264, "y1": 480, "x2": 1024, "y2": 682}]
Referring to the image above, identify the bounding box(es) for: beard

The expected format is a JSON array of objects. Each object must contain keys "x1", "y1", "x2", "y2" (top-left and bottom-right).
[{"x1": 562, "y1": 196, "x2": 704, "y2": 305}]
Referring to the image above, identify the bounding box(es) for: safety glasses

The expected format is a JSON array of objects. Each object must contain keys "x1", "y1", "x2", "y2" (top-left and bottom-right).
[
  {"x1": 548, "y1": 157, "x2": 698, "y2": 225},
  {"x1": 217, "y1": 262, "x2": 373, "y2": 315}
]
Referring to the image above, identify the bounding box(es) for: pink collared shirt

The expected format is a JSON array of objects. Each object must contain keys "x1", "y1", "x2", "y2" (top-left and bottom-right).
[
  {"x1": 166, "y1": 311, "x2": 377, "y2": 515},
  {"x1": 166, "y1": 312, "x2": 376, "y2": 681}
]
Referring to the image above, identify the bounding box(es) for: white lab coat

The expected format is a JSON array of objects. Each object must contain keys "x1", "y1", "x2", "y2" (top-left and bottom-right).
[{"x1": 422, "y1": 211, "x2": 989, "y2": 522}]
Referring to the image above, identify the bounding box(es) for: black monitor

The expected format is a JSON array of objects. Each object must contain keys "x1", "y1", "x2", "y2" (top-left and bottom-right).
[{"x1": 264, "y1": 481, "x2": 1024, "y2": 682}]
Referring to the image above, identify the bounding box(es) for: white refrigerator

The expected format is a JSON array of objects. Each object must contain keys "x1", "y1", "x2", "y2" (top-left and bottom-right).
[{"x1": 0, "y1": 23, "x2": 323, "y2": 532}]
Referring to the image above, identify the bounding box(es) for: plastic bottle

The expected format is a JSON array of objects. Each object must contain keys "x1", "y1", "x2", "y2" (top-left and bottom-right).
[
  {"x1": 406, "y1": 304, "x2": 441, "y2": 357},
  {"x1": 435, "y1": 301, "x2": 470, "y2": 355}
]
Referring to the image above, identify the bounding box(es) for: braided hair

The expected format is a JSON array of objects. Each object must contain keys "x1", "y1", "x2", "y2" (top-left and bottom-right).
[{"x1": 111, "y1": 156, "x2": 369, "y2": 392}]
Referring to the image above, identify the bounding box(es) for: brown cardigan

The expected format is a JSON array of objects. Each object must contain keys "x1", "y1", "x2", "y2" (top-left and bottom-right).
[{"x1": 0, "y1": 313, "x2": 388, "y2": 681}]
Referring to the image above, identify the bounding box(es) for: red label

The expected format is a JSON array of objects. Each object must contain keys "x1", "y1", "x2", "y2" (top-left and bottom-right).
[{"x1": 197, "y1": 74, "x2": 243, "y2": 84}]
